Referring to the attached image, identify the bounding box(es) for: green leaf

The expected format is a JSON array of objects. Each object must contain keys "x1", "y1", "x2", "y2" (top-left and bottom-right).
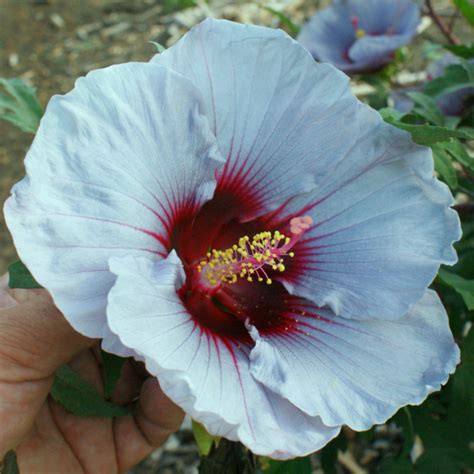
[
  {"x1": 453, "y1": 0, "x2": 474, "y2": 26},
  {"x1": 265, "y1": 457, "x2": 312, "y2": 474},
  {"x1": 0, "y1": 78, "x2": 43, "y2": 133},
  {"x1": 409, "y1": 330, "x2": 474, "y2": 472},
  {"x1": 424, "y1": 63, "x2": 474, "y2": 99},
  {"x1": 198, "y1": 439, "x2": 259, "y2": 474},
  {"x1": 440, "y1": 139, "x2": 474, "y2": 172},
  {"x1": 192, "y1": 420, "x2": 215, "y2": 456},
  {"x1": 438, "y1": 268, "x2": 474, "y2": 310},
  {"x1": 320, "y1": 431, "x2": 347, "y2": 474},
  {"x1": 51, "y1": 365, "x2": 131, "y2": 417},
  {"x1": 432, "y1": 144, "x2": 458, "y2": 189},
  {"x1": 377, "y1": 455, "x2": 414, "y2": 474},
  {"x1": 378, "y1": 107, "x2": 406, "y2": 122},
  {"x1": 407, "y1": 91, "x2": 445, "y2": 126},
  {"x1": 444, "y1": 44, "x2": 474, "y2": 59},
  {"x1": 8, "y1": 260, "x2": 42, "y2": 289},
  {"x1": 257, "y1": 5, "x2": 300, "y2": 35},
  {"x1": 101, "y1": 350, "x2": 127, "y2": 399},
  {"x1": 458, "y1": 126, "x2": 474, "y2": 139},
  {"x1": 2, "y1": 451, "x2": 19, "y2": 474},
  {"x1": 149, "y1": 41, "x2": 166, "y2": 53},
  {"x1": 383, "y1": 116, "x2": 471, "y2": 145}
]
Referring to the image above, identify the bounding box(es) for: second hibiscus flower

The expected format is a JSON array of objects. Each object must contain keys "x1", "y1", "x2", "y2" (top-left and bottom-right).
[{"x1": 298, "y1": 0, "x2": 420, "y2": 73}]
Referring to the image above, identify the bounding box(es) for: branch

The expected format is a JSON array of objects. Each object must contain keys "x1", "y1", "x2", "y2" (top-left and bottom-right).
[{"x1": 425, "y1": 0, "x2": 461, "y2": 45}]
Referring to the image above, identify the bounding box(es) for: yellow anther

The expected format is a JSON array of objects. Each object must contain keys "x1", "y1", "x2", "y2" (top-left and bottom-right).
[
  {"x1": 356, "y1": 28, "x2": 366, "y2": 38},
  {"x1": 195, "y1": 221, "x2": 309, "y2": 288}
]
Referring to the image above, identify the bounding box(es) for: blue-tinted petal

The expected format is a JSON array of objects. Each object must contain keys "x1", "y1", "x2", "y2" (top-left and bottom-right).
[
  {"x1": 107, "y1": 252, "x2": 340, "y2": 459},
  {"x1": 349, "y1": 0, "x2": 419, "y2": 36},
  {"x1": 273, "y1": 106, "x2": 460, "y2": 320},
  {"x1": 152, "y1": 19, "x2": 356, "y2": 221},
  {"x1": 249, "y1": 290, "x2": 459, "y2": 429},
  {"x1": 298, "y1": 0, "x2": 419, "y2": 73},
  {"x1": 348, "y1": 34, "x2": 414, "y2": 70},
  {"x1": 297, "y1": 3, "x2": 355, "y2": 69},
  {"x1": 4, "y1": 63, "x2": 223, "y2": 338}
]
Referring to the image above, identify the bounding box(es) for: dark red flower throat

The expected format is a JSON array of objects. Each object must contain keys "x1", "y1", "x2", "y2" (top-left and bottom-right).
[{"x1": 171, "y1": 193, "x2": 313, "y2": 343}]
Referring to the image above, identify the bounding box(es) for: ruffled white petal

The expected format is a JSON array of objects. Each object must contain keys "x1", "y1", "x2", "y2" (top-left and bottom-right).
[
  {"x1": 4, "y1": 63, "x2": 223, "y2": 338},
  {"x1": 249, "y1": 290, "x2": 460, "y2": 430},
  {"x1": 153, "y1": 18, "x2": 359, "y2": 220},
  {"x1": 106, "y1": 253, "x2": 340, "y2": 459},
  {"x1": 275, "y1": 107, "x2": 460, "y2": 320}
]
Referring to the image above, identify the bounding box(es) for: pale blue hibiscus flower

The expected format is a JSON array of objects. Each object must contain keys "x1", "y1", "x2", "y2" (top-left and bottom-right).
[
  {"x1": 298, "y1": 0, "x2": 420, "y2": 73},
  {"x1": 4, "y1": 19, "x2": 460, "y2": 458}
]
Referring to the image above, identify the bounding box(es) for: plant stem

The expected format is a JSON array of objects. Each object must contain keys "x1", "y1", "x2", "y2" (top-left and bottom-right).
[{"x1": 425, "y1": 0, "x2": 461, "y2": 45}]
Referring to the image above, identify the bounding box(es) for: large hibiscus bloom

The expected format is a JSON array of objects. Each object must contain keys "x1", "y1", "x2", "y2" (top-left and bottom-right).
[
  {"x1": 297, "y1": 0, "x2": 420, "y2": 74},
  {"x1": 5, "y1": 19, "x2": 460, "y2": 459}
]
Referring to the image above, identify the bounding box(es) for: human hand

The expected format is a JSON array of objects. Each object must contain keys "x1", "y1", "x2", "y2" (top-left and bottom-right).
[{"x1": 0, "y1": 275, "x2": 184, "y2": 473}]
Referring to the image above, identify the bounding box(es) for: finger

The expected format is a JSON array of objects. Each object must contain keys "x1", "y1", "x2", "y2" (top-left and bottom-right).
[
  {"x1": 111, "y1": 360, "x2": 142, "y2": 406},
  {"x1": 113, "y1": 378, "x2": 184, "y2": 472},
  {"x1": 0, "y1": 293, "x2": 94, "y2": 381},
  {"x1": 0, "y1": 275, "x2": 17, "y2": 310}
]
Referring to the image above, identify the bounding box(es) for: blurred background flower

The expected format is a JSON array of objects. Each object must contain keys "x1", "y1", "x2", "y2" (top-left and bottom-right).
[{"x1": 297, "y1": 0, "x2": 420, "y2": 73}]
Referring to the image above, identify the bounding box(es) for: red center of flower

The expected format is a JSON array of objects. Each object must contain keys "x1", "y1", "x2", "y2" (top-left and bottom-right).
[{"x1": 177, "y1": 215, "x2": 313, "y2": 342}]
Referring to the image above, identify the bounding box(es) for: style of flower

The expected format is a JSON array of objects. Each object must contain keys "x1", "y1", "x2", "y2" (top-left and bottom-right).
[
  {"x1": 297, "y1": 0, "x2": 420, "y2": 74},
  {"x1": 5, "y1": 19, "x2": 461, "y2": 459}
]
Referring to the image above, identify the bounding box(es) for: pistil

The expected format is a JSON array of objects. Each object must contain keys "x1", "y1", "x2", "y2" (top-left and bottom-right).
[{"x1": 196, "y1": 216, "x2": 313, "y2": 293}]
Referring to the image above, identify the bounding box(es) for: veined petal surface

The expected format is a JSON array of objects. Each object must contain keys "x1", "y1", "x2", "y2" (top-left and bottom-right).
[
  {"x1": 4, "y1": 63, "x2": 223, "y2": 338},
  {"x1": 272, "y1": 106, "x2": 460, "y2": 320},
  {"x1": 152, "y1": 18, "x2": 358, "y2": 220},
  {"x1": 249, "y1": 290, "x2": 460, "y2": 430},
  {"x1": 107, "y1": 253, "x2": 340, "y2": 459}
]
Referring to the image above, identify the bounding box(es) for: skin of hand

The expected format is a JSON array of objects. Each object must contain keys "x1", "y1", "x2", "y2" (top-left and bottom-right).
[{"x1": 0, "y1": 275, "x2": 184, "y2": 474}]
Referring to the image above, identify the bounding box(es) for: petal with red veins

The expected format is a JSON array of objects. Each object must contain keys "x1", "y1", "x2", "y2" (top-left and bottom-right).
[
  {"x1": 152, "y1": 18, "x2": 357, "y2": 220},
  {"x1": 4, "y1": 63, "x2": 223, "y2": 339},
  {"x1": 248, "y1": 290, "x2": 460, "y2": 430},
  {"x1": 273, "y1": 111, "x2": 460, "y2": 320},
  {"x1": 106, "y1": 252, "x2": 340, "y2": 459}
]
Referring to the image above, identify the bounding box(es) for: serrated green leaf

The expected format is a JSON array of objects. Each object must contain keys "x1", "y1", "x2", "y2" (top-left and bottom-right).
[
  {"x1": 424, "y1": 63, "x2": 474, "y2": 99},
  {"x1": 453, "y1": 0, "x2": 474, "y2": 26},
  {"x1": 257, "y1": 5, "x2": 300, "y2": 35},
  {"x1": 2, "y1": 451, "x2": 19, "y2": 474},
  {"x1": 101, "y1": 349, "x2": 127, "y2": 399},
  {"x1": 444, "y1": 44, "x2": 474, "y2": 59},
  {"x1": 432, "y1": 144, "x2": 458, "y2": 189},
  {"x1": 458, "y1": 126, "x2": 474, "y2": 139},
  {"x1": 0, "y1": 77, "x2": 43, "y2": 133},
  {"x1": 192, "y1": 420, "x2": 215, "y2": 456},
  {"x1": 440, "y1": 139, "x2": 474, "y2": 171},
  {"x1": 407, "y1": 91, "x2": 445, "y2": 126},
  {"x1": 265, "y1": 457, "x2": 311, "y2": 474},
  {"x1": 438, "y1": 268, "x2": 474, "y2": 309},
  {"x1": 8, "y1": 260, "x2": 42, "y2": 289},
  {"x1": 51, "y1": 365, "x2": 131, "y2": 417},
  {"x1": 383, "y1": 116, "x2": 471, "y2": 145}
]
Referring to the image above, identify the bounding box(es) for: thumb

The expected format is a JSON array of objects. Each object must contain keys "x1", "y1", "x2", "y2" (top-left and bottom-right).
[{"x1": 0, "y1": 293, "x2": 94, "y2": 381}]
